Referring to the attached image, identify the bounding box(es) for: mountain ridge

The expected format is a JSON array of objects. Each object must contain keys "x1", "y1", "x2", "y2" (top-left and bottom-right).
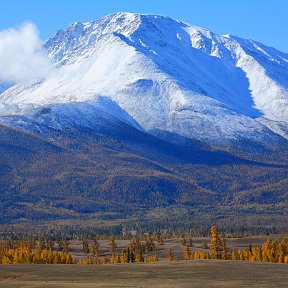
[{"x1": 0, "y1": 12, "x2": 287, "y2": 145}]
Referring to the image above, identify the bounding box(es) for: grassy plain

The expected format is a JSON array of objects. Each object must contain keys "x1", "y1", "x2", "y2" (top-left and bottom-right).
[
  {"x1": 1, "y1": 260, "x2": 288, "y2": 288},
  {"x1": 1, "y1": 236, "x2": 288, "y2": 287}
]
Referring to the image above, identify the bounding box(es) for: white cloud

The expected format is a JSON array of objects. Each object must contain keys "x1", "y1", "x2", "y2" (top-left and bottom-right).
[{"x1": 0, "y1": 22, "x2": 53, "y2": 83}]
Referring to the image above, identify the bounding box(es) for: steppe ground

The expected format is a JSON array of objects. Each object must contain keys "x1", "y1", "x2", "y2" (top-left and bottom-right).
[
  {"x1": 1, "y1": 260, "x2": 288, "y2": 288},
  {"x1": 1, "y1": 236, "x2": 288, "y2": 287}
]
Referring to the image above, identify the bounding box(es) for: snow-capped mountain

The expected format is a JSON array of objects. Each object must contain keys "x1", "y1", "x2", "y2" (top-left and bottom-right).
[{"x1": 0, "y1": 12, "x2": 288, "y2": 144}]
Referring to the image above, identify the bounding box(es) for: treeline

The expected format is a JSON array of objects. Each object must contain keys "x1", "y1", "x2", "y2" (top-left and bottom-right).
[
  {"x1": 79, "y1": 235, "x2": 160, "y2": 264},
  {"x1": 1, "y1": 226, "x2": 288, "y2": 265},
  {"x1": 0, "y1": 238, "x2": 75, "y2": 264},
  {"x1": 0, "y1": 225, "x2": 277, "y2": 242},
  {"x1": 0, "y1": 234, "x2": 161, "y2": 265}
]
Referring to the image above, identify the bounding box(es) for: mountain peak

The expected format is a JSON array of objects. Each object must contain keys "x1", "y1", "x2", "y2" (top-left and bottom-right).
[{"x1": 1, "y1": 12, "x2": 288, "y2": 144}]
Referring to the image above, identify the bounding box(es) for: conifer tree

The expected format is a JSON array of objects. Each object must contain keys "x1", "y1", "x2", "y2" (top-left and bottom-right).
[
  {"x1": 146, "y1": 236, "x2": 155, "y2": 252},
  {"x1": 109, "y1": 236, "x2": 116, "y2": 259},
  {"x1": 135, "y1": 248, "x2": 144, "y2": 263},
  {"x1": 209, "y1": 226, "x2": 223, "y2": 259},
  {"x1": 92, "y1": 239, "x2": 100, "y2": 264},
  {"x1": 183, "y1": 244, "x2": 191, "y2": 260},
  {"x1": 181, "y1": 238, "x2": 187, "y2": 246},
  {"x1": 129, "y1": 247, "x2": 135, "y2": 263},
  {"x1": 82, "y1": 239, "x2": 90, "y2": 254},
  {"x1": 167, "y1": 248, "x2": 174, "y2": 261},
  {"x1": 121, "y1": 249, "x2": 128, "y2": 263}
]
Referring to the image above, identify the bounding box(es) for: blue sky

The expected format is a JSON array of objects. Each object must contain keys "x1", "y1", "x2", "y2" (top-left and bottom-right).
[{"x1": 1, "y1": 0, "x2": 287, "y2": 51}]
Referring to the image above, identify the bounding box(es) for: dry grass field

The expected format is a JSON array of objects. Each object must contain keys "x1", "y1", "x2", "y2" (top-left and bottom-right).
[
  {"x1": 1, "y1": 236, "x2": 288, "y2": 287},
  {"x1": 1, "y1": 260, "x2": 288, "y2": 288}
]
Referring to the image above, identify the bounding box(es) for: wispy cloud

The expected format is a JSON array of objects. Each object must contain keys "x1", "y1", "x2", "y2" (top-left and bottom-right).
[{"x1": 0, "y1": 22, "x2": 53, "y2": 84}]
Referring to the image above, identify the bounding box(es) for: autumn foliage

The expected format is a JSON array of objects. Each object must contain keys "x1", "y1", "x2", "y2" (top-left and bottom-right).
[
  {"x1": 182, "y1": 226, "x2": 288, "y2": 264},
  {"x1": 0, "y1": 239, "x2": 75, "y2": 264},
  {"x1": 2, "y1": 228, "x2": 288, "y2": 265}
]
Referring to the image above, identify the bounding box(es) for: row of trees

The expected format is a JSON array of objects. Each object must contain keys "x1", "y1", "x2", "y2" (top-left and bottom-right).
[
  {"x1": 1, "y1": 235, "x2": 71, "y2": 252},
  {"x1": 181, "y1": 226, "x2": 288, "y2": 263},
  {"x1": 2, "y1": 226, "x2": 288, "y2": 264},
  {"x1": 79, "y1": 235, "x2": 159, "y2": 264},
  {"x1": 0, "y1": 235, "x2": 160, "y2": 264},
  {"x1": 78, "y1": 247, "x2": 159, "y2": 265},
  {"x1": 0, "y1": 240, "x2": 75, "y2": 264}
]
